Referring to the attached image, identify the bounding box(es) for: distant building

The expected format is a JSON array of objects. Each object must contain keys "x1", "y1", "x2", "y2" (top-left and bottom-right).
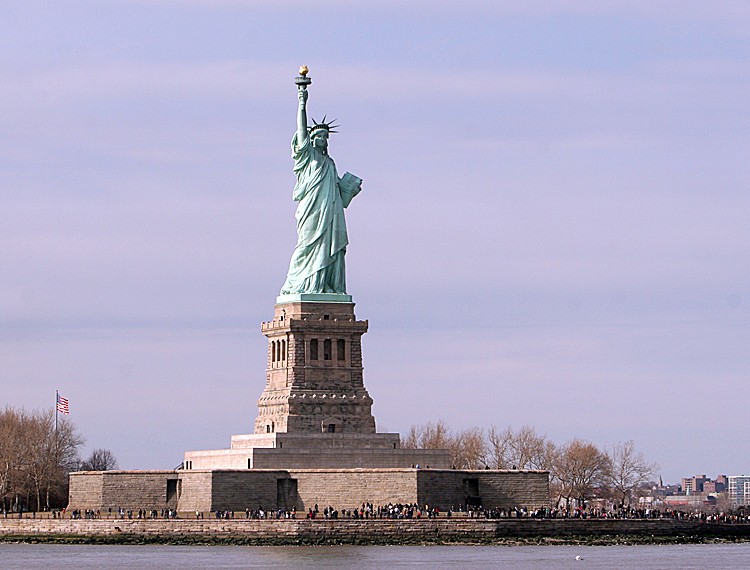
[
  {"x1": 716, "y1": 475, "x2": 728, "y2": 488},
  {"x1": 680, "y1": 474, "x2": 727, "y2": 495},
  {"x1": 703, "y1": 479, "x2": 726, "y2": 494},
  {"x1": 659, "y1": 474, "x2": 730, "y2": 511},
  {"x1": 682, "y1": 474, "x2": 710, "y2": 494},
  {"x1": 728, "y1": 475, "x2": 750, "y2": 507},
  {"x1": 663, "y1": 494, "x2": 716, "y2": 509}
]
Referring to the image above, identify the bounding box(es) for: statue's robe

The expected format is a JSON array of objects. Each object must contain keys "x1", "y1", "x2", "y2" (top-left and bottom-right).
[{"x1": 280, "y1": 133, "x2": 359, "y2": 294}]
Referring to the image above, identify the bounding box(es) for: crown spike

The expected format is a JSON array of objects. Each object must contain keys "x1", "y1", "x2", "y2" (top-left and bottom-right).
[{"x1": 308, "y1": 115, "x2": 340, "y2": 136}]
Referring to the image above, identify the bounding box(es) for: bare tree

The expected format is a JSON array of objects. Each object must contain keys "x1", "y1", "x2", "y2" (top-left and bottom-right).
[
  {"x1": 402, "y1": 425, "x2": 421, "y2": 449},
  {"x1": 487, "y1": 425, "x2": 556, "y2": 470},
  {"x1": 449, "y1": 427, "x2": 487, "y2": 469},
  {"x1": 0, "y1": 408, "x2": 24, "y2": 512},
  {"x1": 486, "y1": 425, "x2": 513, "y2": 469},
  {"x1": 21, "y1": 410, "x2": 84, "y2": 511},
  {"x1": 714, "y1": 491, "x2": 733, "y2": 514},
  {"x1": 0, "y1": 407, "x2": 84, "y2": 511},
  {"x1": 48, "y1": 416, "x2": 84, "y2": 508},
  {"x1": 80, "y1": 448, "x2": 118, "y2": 471},
  {"x1": 552, "y1": 439, "x2": 610, "y2": 507},
  {"x1": 605, "y1": 440, "x2": 658, "y2": 507},
  {"x1": 402, "y1": 420, "x2": 452, "y2": 450},
  {"x1": 403, "y1": 421, "x2": 487, "y2": 468}
]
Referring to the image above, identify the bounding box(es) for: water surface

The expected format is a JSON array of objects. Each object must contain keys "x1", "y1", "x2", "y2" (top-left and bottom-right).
[{"x1": 3, "y1": 543, "x2": 750, "y2": 569}]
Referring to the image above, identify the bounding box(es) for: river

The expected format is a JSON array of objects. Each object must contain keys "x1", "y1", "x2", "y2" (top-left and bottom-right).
[{"x1": 2, "y1": 543, "x2": 750, "y2": 569}]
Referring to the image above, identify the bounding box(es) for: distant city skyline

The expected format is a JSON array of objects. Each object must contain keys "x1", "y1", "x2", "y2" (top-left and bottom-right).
[{"x1": 2, "y1": 1, "x2": 749, "y2": 483}]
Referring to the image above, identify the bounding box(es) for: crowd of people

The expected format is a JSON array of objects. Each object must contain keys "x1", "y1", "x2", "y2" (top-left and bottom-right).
[
  {"x1": 4, "y1": 504, "x2": 749, "y2": 524},
  {"x1": 545, "y1": 506, "x2": 750, "y2": 523},
  {"x1": 64, "y1": 507, "x2": 180, "y2": 520},
  {"x1": 463, "y1": 505, "x2": 750, "y2": 523},
  {"x1": 302, "y1": 502, "x2": 445, "y2": 519}
]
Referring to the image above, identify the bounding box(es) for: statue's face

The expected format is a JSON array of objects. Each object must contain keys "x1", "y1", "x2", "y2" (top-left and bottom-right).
[{"x1": 311, "y1": 129, "x2": 329, "y2": 152}]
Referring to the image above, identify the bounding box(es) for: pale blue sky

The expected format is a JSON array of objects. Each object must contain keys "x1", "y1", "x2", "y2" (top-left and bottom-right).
[{"x1": 2, "y1": 1, "x2": 749, "y2": 482}]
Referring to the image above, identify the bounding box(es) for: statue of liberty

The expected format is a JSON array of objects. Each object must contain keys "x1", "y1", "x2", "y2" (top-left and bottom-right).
[{"x1": 280, "y1": 67, "x2": 362, "y2": 296}]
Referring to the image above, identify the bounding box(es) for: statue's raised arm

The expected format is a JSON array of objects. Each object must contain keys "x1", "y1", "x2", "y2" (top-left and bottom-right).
[
  {"x1": 295, "y1": 65, "x2": 311, "y2": 145},
  {"x1": 296, "y1": 86, "x2": 309, "y2": 144}
]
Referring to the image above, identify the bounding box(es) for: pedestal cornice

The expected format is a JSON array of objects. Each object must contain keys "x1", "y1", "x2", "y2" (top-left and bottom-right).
[{"x1": 276, "y1": 293, "x2": 352, "y2": 304}]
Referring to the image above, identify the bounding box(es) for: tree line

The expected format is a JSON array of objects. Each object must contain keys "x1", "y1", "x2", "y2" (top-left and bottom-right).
[
  {"x1": 402, "y1": 421, "x2": 658, "y2": 507},
  {"x1": 0, "y1": 405, "x2": 656, "y2": 511},
  {"x1": 0, "y1": 407, "x2": 117, "y2": 512}
]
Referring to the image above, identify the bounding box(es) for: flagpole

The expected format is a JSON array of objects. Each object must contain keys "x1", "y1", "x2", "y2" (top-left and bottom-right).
[{"x1": 55, "y1": 389, "x2": 58, "y2": 433}]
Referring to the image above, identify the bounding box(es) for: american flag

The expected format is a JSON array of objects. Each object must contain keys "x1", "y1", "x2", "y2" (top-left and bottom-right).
[{"x1": 56, "y1": 394, "x2": 70, "y2": 415}]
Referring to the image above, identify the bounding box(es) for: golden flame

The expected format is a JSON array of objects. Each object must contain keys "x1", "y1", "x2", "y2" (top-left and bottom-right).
[{"x1": 298, "y1": 65, "x2": 309, "y2": 77}]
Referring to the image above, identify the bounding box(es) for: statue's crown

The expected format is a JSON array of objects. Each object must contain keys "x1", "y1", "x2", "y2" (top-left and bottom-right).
[{"x1": 309, "y1": 115, "x2": 338, "y2": 136}]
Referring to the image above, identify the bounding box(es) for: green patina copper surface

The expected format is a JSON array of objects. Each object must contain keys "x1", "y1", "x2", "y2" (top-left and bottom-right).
[
  {"x1": 275, "y1": 293, "x2": 352, "y2": 304},
  {"x1": 280, "y1": 71, "x2": 362, "y2": 297}
]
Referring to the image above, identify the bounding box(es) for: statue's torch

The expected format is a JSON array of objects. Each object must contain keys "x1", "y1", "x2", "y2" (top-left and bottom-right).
[{"x1": 295, "y1": 65, "x2": 311, "y2": 88}]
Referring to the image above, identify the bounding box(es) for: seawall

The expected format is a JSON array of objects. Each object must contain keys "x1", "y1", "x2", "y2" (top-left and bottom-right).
[{"x1": 2, "y1": 518, "x2": 750, "y2": 545}]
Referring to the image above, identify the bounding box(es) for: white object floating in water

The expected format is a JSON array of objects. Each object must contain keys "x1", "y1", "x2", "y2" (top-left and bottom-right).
[{"x1": 575, "y1": 555, "x2": 583, "y2": 560}]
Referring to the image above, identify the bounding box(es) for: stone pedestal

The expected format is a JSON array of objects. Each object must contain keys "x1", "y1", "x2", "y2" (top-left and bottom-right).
[
  {"x1": 78, "y1": 300, "x2": 548, "y2": 511},
  {"x1": 184, "y1": 299, "x2": 451, "y2": 470},
  {"x1": 255, "y1": 301, "x2": 375, "y2": 435}
]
